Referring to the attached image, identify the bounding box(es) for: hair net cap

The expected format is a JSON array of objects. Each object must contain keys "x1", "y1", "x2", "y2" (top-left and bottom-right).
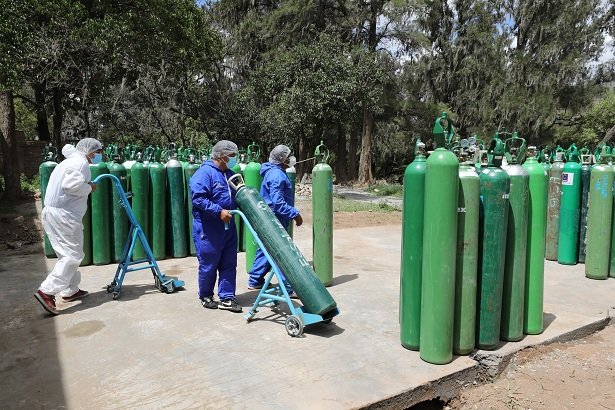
[
  {"x1": 75, "y1": 138, "x2": 103, "y2": 154},
  {"x1": 211, "y1": 140, "x2": 238, "y2": 160},
  {"x1": 269, "y1": 145, "x2": 291, "y2": 164}
]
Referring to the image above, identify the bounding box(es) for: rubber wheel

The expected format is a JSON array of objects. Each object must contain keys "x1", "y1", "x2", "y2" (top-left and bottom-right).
[
  {"x1": 285, "y1": 315, "x2": 303, "y2": 337},
  {"x1": 164, "y1": 283, "x2": 174, "y2": 294},
  {"x1": 112, "y1": 292, "x2": 120, "y2": 300},
  {"x1": 106, "y1": 283, "x2": 116, "y2": 293}
]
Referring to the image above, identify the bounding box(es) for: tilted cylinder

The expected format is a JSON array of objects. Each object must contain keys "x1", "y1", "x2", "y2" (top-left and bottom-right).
[{"x1": 235, "y1": 185, "x2": 337, "y2": 317}]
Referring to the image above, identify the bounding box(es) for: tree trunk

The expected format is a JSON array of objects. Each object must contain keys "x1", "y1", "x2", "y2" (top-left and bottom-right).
[
  {"x1": 348, "y1": 123, "x2": 359, "y2": 181},
  {"x1": 297, "y1": 132, "x2": 307, "y2": 182},
  {"x1": 52, "y1": 88, "x2": 64, "y2": 154},
  {"x1": 358, "y1": 108, "x2": 374, "y2": 185},
  {"x1": 334, "y1": 124, "x2": 347, "y2": 184},
  {"x1": 0, "y1": 89, "x2": 22, "y2": 201},
  {"x1": 34, "y1": 82, "x2": 50, "y2": 141}
]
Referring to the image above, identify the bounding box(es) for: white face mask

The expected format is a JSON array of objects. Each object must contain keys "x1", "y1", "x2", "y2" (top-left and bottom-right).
[{"x1": 287, "y1": 156, "x2": 296, "y2": 167}]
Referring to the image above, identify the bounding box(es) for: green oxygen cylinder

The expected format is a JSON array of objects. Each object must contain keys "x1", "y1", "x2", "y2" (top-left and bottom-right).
[
  {"x1": 39, "y1": 144, "x2": 57, "y2": 258},
  {"x1": 148, "y1": 147, "x2": 167, "y2": 260},
  {"x1": 232, "y1": 151, "x2": 246, "y2": 252},
  {"x1": 501, "y1": 133, "x2": 529, "y2": 342},
  {"x1": 522, "y1": 147, "x2": 548, "y2": 334},
  {"x1": 558, "y1": 144, "x2": 582, "y2": 265},
  {"x1": 610, "y1": 146, "x2": 615, "y2": 277},
  {"x1": 122, "y1": 144, "x2": 137, "y2": 190},
  {"x1": 578, "y1": 149, "x2": 592, "y2": 263},
  {"x1": 131, "y1": 152, "x2": 150, "y2": 260},
  {"x1": 585, "y1": 146, "x2": 614, "y2": 280},
  {"x1": 106, "y1": 145, "x2": 129, "y2": 262},
  {"x1": 184, "y1": 149, "x2": 200, "y2": 256},
  {"x1": 166, "y1": 144, "x2": 188, "y2": 258},
  {"x1": 286, "y1": 157, "x2": 297, "y2": 239},
  {"x1": 312, "y1": 141, "x2": 334, "y2": 286},
  {"x1": 477, "y1": 135, "x2": 510, "y2": 350},
  {"x1": 229, "y1": 176, "x2": 338, "y2": 317},
  {"x1": 453, "y1": 139, "x2": 480, "y2": 355},
  {"x1": 90, "y1": 157, "x2": 112, "y2": 265},
  {"x1": 420, "y1": 113, "x2": 458, "y2": 365},
  {"x1": 545, "y1": 148, "x2": 565, "y2": 260},
  {"x1": 400, "y1": 140, "x2": 427, "y2": 351},
  {"x1": 244, "y1": 143, "x2": 262, "y2": 271},
  {"x1": 81, "y1": 196, "x2": 92, "y2": 266}
]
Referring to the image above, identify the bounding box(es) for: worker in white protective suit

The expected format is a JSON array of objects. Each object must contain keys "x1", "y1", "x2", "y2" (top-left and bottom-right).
[{"x1": 34, "y1": 138, "x2": 103, "y2": 315}]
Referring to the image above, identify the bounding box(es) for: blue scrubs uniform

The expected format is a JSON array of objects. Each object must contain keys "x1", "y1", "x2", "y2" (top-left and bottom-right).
[
  {"x1": 248, "y1": 162, "x2": 300, "y2": 288},
  {"x1": 190, "y1": 160, "x2": 238, "y2": 301}
]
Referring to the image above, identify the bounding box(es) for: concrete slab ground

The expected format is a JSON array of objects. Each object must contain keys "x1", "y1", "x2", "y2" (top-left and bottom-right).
[{"x1": 1, "y1": 220, "x2": 614, "y2": 409}]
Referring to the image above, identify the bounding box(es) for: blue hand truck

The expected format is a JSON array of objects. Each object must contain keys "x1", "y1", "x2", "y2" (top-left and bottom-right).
[
  {"x1": 230, "y1": 209, "x2": 339, "y2": 337},
  {"x1": 92, "y1": 174, "x2": 185, "y2": 299}
]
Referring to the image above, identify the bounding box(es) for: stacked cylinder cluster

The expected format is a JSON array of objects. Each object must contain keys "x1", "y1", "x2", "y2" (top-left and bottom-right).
[
  {"x1": 400, "y1": 113, "x2": 548, "y2": 365},
  {"x1": 39, "y1": 143, "x2": 215, "y2": 265},
  {"x1": 541, "y1": 143, "x2": 615, "y2": 280}
]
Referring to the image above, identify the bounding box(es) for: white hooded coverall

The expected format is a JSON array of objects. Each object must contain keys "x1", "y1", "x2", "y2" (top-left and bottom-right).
[{"x1": 39, "y1": 145, "x2": 93, "y2": 296}]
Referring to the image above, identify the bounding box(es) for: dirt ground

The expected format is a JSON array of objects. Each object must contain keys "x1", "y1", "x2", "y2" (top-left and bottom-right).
[{"x1": 448, "y1": 324, "x2": 615, "y2": 410}]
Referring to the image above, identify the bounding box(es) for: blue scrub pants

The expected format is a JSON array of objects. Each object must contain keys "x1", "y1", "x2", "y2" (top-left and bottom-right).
[
  {"x1": 248, "y1": 219, "x2": 291, "y2": 289},
  {"x1": 193, "y1": 221, "x2": 238, "y2": 301}
]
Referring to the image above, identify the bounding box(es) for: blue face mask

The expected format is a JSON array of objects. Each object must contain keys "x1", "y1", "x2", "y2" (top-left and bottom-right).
[
  {"x1": 226, "y1": 156, "x2": 237, "y2": 169},
  {"x1": 92, "y1": 153, "x2": 103, "y2": 164}
]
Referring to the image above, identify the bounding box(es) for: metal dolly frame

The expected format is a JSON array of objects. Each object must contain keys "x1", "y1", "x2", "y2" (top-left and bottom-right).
[
  {"x1": 92, "y1": 174, "x2": 185, "y2": 299},
  {"x1": 230, "y1": 210, "x2": 339, "y2": 337}
]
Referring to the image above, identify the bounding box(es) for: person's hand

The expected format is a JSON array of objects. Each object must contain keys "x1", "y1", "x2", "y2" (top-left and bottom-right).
[
  {"x1": 220, "y1": 209, "x2": 233, "y2": 223},
  {"x1": 89, "y1": 182, "x2": 97, "y2": 192},
  {"x1": 294, "y1": 214, "x2": 303, "y2": 227}
]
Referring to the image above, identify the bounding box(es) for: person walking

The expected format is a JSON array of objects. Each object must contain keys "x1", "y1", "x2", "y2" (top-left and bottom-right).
[
  {"x1": 190, "y1": 140, "x2": 242, "y2": 313},
  {"x1": 34, "y1": 138, "x2": 103, "y2": 315},
  {"x1": 247, "y1": 145, "x2": 303, "y2": 291}
]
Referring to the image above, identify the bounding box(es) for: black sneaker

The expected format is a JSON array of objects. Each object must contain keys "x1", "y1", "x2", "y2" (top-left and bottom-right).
[
  {"x1": 218, "y1": 299, "x2": 242, "y2": 313},
  {"x1": 200, "y1": 296, "x2": 218, "y2": 309}
]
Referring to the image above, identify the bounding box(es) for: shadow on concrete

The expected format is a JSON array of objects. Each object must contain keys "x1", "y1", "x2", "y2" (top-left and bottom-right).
[
  {"x1": 59, "y1": 283, "x2": 182, "y2": 314},
  {"x1": 331, "y1": 273, "x2": 359, "y2": 286},
  {"x1": 0, "y1": 197, "x2": 67, "y2": 408},
  {"x1": 543, "y1": 312, "x2": 557, "y2": 331}
]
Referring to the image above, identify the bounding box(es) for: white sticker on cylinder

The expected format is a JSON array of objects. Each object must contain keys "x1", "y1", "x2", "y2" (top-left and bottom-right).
[{"x1": 562, "y1": 172, "x2": 574, "y2": 186}]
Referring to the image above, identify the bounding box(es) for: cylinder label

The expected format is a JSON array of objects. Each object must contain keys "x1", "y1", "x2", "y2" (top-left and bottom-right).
[{"x1": 562, "y1": 172, "x2": 574, "y2": 186}]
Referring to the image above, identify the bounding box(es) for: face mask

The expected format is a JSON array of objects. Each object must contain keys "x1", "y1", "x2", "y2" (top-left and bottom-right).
[
  {"x1": 287, "y1": 156, "x2": 296, "y2": 167},
  {"x1": 226, "y1": 156, "x2": 238, "y2": 169},
  {"x1": 92, "y1": 153, "x2": 103, "y2": 164}
]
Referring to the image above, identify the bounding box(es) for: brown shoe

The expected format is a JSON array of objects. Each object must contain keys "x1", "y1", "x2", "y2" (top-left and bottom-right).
[
  {"x1": 62, "y1": 289, "x2": 89, "y2": 302},
  {"x1": 34, "y1": 290, "x2": 59, "y2": 315}
]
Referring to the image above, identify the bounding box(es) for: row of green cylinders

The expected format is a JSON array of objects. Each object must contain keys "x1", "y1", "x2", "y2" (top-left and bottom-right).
[
  {"x1": 40, "y1": 146, "x2": 199, "y2": 264},
  {"x1": 39, "y1": 142, "x2": 334, "y2": 285},
  {"x1": 400, "y1": 117, "x2": 547, "y2": 365},
  {"x1": 543, "y1": 144, "x2": 615, "y2": 280}
]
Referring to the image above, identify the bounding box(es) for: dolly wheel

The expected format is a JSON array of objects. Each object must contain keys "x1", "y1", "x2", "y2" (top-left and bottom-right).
[
  {"x1": 164, "y1": 283, "x2": 174, "y2": 294},
  {"x1": 112, "y1": 292, "x2": 120, "y2": 300},
  {"x1": 285, "y1": 315, "x2": 303, "y2": 337},
  {"x1": 106, "y1": 283, "x2": 116, "y2": 293}
]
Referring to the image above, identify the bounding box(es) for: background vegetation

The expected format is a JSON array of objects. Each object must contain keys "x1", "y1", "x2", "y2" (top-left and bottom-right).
[{"x1": 1, "y1": 0, "x2": 614, "y2": 200}]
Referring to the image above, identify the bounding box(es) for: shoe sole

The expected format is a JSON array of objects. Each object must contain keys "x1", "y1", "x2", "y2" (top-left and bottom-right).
[
  {"x1": 62, "y1": 291, "x2": 89, "y2": 303},
  {"x1": 34, "y1": 293, "x2": 59, "y2": 315},
  {"x1": 202, "y1": 304, "x2": 218, "y2": 309},
  {"x1": 219, "y1": 305, "x2": 243, "y2": 313}
]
